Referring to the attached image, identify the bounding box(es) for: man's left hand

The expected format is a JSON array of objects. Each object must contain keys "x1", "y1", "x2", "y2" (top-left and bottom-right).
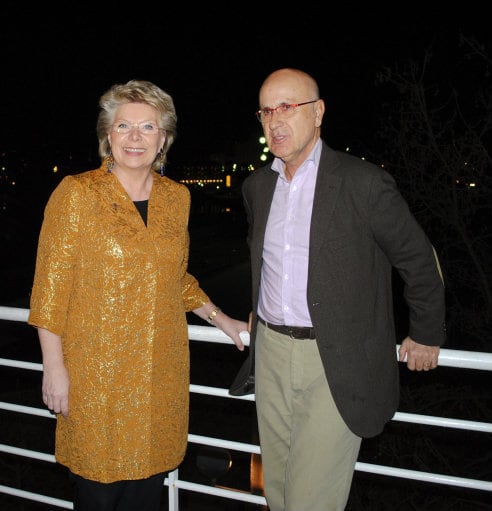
[{"x1": 398, "y1": 336, "x2": 440, "y2": 371}]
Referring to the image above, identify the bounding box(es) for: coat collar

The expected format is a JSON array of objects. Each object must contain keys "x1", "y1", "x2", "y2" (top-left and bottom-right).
[{"x1": 309, "y1": 142, "x2": 342, "y2": 260}]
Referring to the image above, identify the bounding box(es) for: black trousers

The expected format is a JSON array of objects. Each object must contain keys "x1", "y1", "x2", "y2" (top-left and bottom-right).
[{"x1": 70, "y1": 471, "x2": 166, "y2": 511}]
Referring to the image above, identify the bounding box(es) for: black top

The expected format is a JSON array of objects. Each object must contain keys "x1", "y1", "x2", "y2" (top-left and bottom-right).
[{"x1": 133, "y1": 200, "x2": 148, "y2": 225}]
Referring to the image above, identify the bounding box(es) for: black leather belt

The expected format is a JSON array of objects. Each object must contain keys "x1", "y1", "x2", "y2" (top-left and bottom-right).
[{"x1": 258, "y1": 317, "x2": 316, "y2": 339}]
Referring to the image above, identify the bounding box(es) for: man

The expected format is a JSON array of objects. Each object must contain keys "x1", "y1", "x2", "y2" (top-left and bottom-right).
[{"x1": 230, "y1": 68, "x2": 446, "y2": 511}]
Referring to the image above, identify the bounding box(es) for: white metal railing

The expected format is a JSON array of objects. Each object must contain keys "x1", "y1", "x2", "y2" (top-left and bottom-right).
[{"x1": 1, "y1": 305, "x2": 492, "y2": 510}]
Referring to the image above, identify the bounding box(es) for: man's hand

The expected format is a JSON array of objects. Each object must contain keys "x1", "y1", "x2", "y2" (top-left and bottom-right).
[{"x1": 398, "y1": 336, "x2": 440, "y2": 371}]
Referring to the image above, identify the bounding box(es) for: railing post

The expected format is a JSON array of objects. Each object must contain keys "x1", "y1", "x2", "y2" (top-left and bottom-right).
[{"x1": 167, "y1": 468, "x2": 179, "y2": 511}]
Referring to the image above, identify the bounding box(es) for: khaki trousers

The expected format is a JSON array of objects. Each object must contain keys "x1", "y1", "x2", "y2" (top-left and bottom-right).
[{"x1": 255, "y1": 322, "x2": 361, "y2": 511}]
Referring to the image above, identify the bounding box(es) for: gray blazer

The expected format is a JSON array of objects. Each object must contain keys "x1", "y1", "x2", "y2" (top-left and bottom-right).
[{"x1": 230, "y1": 141, "x2": 446, "y2": 438}]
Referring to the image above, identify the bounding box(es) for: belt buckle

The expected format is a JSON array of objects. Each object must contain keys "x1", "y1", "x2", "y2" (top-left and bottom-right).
[{"x1": 288, "y1": 327, "x2": 302, "y2": 339}]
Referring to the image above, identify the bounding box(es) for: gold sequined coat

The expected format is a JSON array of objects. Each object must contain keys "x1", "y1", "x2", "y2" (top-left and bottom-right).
[{"x1": 28, "y1": 165, "x2": 209, "y2": 483}]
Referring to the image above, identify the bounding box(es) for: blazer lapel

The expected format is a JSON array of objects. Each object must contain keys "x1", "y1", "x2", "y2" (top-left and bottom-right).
[
  {"x1": 93, "y1": 166, "x2": 149, "y2": 234},
  {"x1": 309, "y1": 145, "x2": 342, "y2": 265}
]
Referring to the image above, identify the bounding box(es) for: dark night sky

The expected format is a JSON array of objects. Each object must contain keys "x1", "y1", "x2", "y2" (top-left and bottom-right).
[{"x1": 2, "y1": 4, "x2": 490, "y2": 167}]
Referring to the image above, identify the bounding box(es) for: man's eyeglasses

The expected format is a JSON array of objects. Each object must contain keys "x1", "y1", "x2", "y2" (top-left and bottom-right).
[
  {"x1": 255, "y1": 100, "x2": 319, "y2": 123},
  {"x1": 112, "y1": 121, "x2": 165, "y2": 136}
]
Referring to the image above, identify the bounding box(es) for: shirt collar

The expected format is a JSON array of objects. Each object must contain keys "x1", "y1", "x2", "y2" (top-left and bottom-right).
[{"x1": 271, "y1": 138, "x2": 322, "y2": 180}]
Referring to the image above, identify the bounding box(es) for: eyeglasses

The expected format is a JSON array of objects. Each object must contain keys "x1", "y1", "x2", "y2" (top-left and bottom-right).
[
  {"x1": 112, "y1": 121, "x2": 165, "y2": 136},
  {"x1": 255, "y1": 100, "x2": 319, "y2": 122}
]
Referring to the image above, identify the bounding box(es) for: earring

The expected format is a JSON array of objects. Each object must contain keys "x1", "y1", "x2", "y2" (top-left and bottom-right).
[
  {"x1": 159, "y1": 150, "x2": 165, "y2": 177},
  {"x1": 105, "y1": 153, "x2": 114, "y2": 173}
]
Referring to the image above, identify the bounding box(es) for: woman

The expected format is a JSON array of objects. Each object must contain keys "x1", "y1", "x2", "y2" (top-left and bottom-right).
[{"x1": 28, "y1": 79, "x2": 247, "y2": 511}]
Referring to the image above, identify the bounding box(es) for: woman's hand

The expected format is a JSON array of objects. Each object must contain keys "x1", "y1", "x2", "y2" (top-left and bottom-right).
[
  {"x1": 38, "y1": 327, "x2": 70, "y2": 417},
  {"x1": 42, "y1": 364, "x2": 70, "y2": 417},
  {"x1": 192, "y1": 303, "x2": 248, "y2": 351},
  {"x1": 212, "y1": 312, "x2": 248, "y2": 351}
]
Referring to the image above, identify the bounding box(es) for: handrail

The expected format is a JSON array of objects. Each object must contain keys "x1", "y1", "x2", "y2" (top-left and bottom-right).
[
  {"x1": 1, "y1": 305, "x2": 491, "y2": 510},
  {"x1": 2, "y1": 306, "x2": 492, "y2": 370}
]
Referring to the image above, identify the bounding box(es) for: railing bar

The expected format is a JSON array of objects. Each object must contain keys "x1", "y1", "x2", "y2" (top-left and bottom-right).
[
  {"x1": 0, "y1": 401, "x2": 55, "y2": 417},
  {"x1": 188, "y1": 324, "x2": 251, "y2": 346},
  {"x1": 166, "y1": 478, "x2": 267, "y2": 505},
  {"x1": 2, "y1": 467, "x2": 490, "y2": 511},
  {"x1": 2, "y1": 399, "x2": 490, "y2": 435},
  {"x1": 190, "y1": 383, "x2": 255, "y2": 401},
  {"x1": 393, "y1": 343, "x2": 492, "y2": 370},
  {"x1": 392, "y1": 411, "x2": 492, "y2": 433},
  {"x1": 0, "y1": 358, "x2": 42, "y2": 371},
  {"x1": 188, "y1": 434, "x2": 261, "y2": 454},
  {"x1": 2, "y1": 306, "x2": 492, "y2": 370},
  {"x1": 0, "y1": 434, "x2": 261, "y2": 461},
  {"x1": 0, "y1": 443, "x2": 56, "y2": 462},
  {"x1": 0, "y1": 480, "x2": 268, "y2": 508},
  {"x1": 0, "y1": 306, "x2": 30, "y2": 322},
  {"x1": 355, "y1": 462, "x2": 492, "y2": 491},
  {"x1": 2, "y1": 440, "x2": 490, "y2": 493},
  {"x1": 0, "y1": 485, "x2": 73, "y2": 509}
]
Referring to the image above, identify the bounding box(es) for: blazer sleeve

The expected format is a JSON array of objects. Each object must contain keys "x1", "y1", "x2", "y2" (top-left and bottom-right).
[{"x1": 368, "y1": 169, "x2": 446, "y2": 345}]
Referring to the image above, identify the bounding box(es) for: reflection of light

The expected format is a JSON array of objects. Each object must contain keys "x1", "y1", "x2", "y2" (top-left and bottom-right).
[{"x1": 250, "y1": 453, "x2": 266, "y2": 500}]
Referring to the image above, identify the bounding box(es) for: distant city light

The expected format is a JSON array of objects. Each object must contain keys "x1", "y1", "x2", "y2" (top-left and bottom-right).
[
  {"x1": 258, "y1": 136, "x2": 270, "y2": 162},
  {"x1": 180, "y1": 178, "x2": 223, "y2": 185}
]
